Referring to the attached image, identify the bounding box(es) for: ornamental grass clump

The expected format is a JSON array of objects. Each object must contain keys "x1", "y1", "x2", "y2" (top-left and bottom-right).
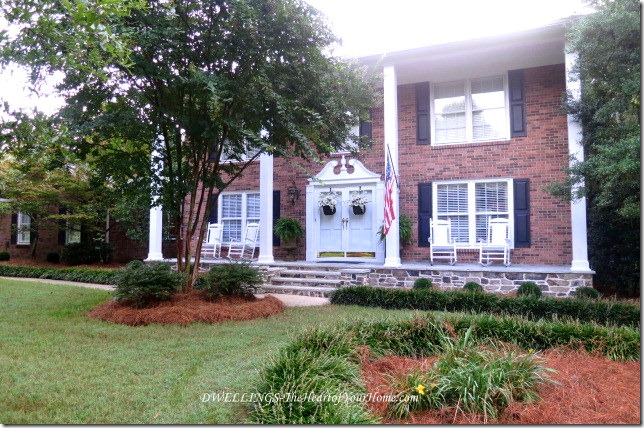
[
  {"x1": 388, "y1": 327, "x2": 552, "y2": 422},
  {"x1": 114, "y1": 261, "x2": 185, "y2": 308}
]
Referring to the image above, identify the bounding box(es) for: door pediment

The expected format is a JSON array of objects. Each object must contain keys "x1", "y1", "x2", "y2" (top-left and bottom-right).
[{"x1": 309, "y1": 155, "x2": 381, "y2": 186}]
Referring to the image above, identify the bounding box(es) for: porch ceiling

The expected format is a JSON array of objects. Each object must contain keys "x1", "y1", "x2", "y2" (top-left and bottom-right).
[{"x1": 359, "y1": 19, "x2": 569, "y2": 85}]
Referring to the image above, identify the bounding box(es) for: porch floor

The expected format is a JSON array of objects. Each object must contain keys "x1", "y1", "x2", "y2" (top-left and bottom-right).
[{"x1": 163, "y1": 257, "x2": 593, "y2": 275}]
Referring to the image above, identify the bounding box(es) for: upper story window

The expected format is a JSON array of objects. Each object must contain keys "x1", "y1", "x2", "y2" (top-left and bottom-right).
[
  {"x1": 432, "y1": 75, "x2": 508, "y2": 145},
  {"x1": 16, "y1": 212, "x2": 31, "y2": 245},
  {"x1": 219, "y1": 192, "x2": 260, "y2": 244},
  {"x1": 434, "y1": 179, "x2": 513, "y2": 247}
]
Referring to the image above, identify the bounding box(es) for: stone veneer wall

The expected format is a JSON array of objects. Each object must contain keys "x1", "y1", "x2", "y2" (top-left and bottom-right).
[{"x1": 348, "y1": 268, "x2": 593, "y2": 298}]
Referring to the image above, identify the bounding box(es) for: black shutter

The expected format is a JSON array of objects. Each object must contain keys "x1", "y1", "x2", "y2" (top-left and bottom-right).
[
  {"x1": 416, "y1": 82, "x2": 430, "y2": 145},
  {"x1": 10, "y1": 213, "x2": 17, "y2": 244},
  {"x1": 208, "y1": 195, "x2": 218, "y2": 224},
  {"x1": 417, "y1": 183, "x2": 432, "y2": 247},
  {"x1": 513, "y1": 179, "x2": 530, "y2": 248},
  {"x1": 30, "y1": 221, "x2": 36, "y2": 244},
  {"x1": 508, "y1": 69, "x2": 526, "y2": 138},
  {"x1": 359, "y1": 111, "x2": 372, "y2": 139},
  {"x1": 58, "y1": 207, "x2": 67, "y2": 245},
  {"x1": 272, "y1": 190, "x2": 280, "y2": 246}
]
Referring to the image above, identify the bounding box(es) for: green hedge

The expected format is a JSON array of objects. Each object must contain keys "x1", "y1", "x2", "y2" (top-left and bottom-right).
[
  {"x1": 250, "y1": 312, "x2": 640, "y2": 424},
  {"x1": 330, "y1": 286, "x2": 640, "y2": 328},
  {"x1": 0, "y1": 265, "x2": 119, "y2": 285}
]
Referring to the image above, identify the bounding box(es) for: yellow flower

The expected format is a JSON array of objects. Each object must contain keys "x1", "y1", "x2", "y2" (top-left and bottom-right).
[
  {"x1": 414, "y1": 384, "x2": 426, "y2": 395},
  {"x1": 528, "y1": 348, "x2": 534, "y2": 354}
]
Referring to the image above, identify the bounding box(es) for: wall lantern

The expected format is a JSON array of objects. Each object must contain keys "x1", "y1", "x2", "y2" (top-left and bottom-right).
[{"x1": 287, "y1": 181, "x2": 301, "y2": 206}]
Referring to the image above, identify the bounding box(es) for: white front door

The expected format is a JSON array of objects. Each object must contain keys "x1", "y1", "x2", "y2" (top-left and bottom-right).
[{"x1": 317, "y1": 187, "x2": 377, "y2": 260}]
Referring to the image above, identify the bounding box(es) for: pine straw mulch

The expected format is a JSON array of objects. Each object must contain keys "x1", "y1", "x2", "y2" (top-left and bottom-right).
[
  {"x1": 88, "y1": 290, "x2": 285, "y2": 326},
  {"x1": 361, "y1": 348, "x2": 641, "y2": 424}
]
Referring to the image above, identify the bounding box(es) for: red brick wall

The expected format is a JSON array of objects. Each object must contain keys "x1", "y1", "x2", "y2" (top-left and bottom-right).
[{"x1": 187, "y1": 63, "x2": 574, "y2": 266}]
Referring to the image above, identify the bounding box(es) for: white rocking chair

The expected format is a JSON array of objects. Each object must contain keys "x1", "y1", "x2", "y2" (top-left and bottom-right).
[
  {"x1": 428, "y1": 218, "x2": 457, "y2": 265},
  {"x1": 201, "y1": 223, "x2": 223, "y2": 259},
  {"x1": 227, "y1": 222, "x2": 260, "y2": 259},
  {"x1": 479, "y1": 218, "x2": 511, "y2": 267}
]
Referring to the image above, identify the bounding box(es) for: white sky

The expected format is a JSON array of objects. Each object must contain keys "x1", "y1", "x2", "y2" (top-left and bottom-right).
[{"x1": 0, "y1": 0, "x2": 593, "y2": 116}]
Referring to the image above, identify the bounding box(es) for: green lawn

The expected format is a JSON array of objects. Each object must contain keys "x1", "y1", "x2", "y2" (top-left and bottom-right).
[{"x1": 0, "y1": 279, "x2": 412, "y2": 424}]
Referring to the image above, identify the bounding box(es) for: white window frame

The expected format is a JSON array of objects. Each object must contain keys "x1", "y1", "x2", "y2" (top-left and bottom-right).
[
  {"x1": 16, "y1": 212, "x2": 31, "y2": 245},
  {"x1": 432, "y1": 179, "x2": 514, "y2": 248},
  {"x1": 430, "y1": 74, "x2": 510, "y2": 146},
  {"x1": 218, "y1": 191, "x2": 260, "y2": 245}
]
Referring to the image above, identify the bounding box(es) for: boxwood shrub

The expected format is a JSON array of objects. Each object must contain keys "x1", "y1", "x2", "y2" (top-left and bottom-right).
[
  {"x1": 330, "y1": 286, "x2": 640, "y2": 328},
  {"x1": 114, "y1": 261, "x2": 185, "y2": 307},
  {"x1": 0, "y1": 264, "x2": 119, "y2": 284}
]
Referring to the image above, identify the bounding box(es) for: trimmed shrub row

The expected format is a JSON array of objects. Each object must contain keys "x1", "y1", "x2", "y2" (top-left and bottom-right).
[
  {"x1": 330, "y1": 286, "x2": 640, "y2": 328},
  {"x1": 250, "y1": 313, "x2": 640, "y2": 424},
  {"x1": 0, "y1": 264, "x2": 119, "y2": 285}
]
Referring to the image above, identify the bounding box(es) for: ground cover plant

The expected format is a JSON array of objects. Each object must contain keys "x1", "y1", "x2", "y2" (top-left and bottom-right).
[
  {"x1": 331, "y1": 285, "x2": 640, "y2": 327},
  {"x1": 250, "y1": 312, "x2": 639, "y2": 424},
  {"x1": 0, "y1": 279, "x2": 418, "y2": 424},
  {"x1": 0, "y1": 263, "x2": 119, "y2": 284}
]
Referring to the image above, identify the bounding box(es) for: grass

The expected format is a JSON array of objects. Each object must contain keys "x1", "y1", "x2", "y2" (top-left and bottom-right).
[{"x1": 0, "y1": 279, "x2": 414, "y2": 424}]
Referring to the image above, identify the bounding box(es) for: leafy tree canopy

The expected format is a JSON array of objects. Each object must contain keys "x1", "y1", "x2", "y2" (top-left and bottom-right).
[
  {"x1": 1, "y1": 0, "x2": 378, "y2": 278},
  {"x1": 552, "y1": 0, "x2": 640, "y2": 294}
]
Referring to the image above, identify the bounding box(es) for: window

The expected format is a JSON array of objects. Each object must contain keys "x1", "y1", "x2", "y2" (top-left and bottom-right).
[
  {"x1": 432, "y1": 75, "x2": 508, "y2": 145},
  {"x1": 434, "y1": 179, "x2": 512, "y2": 246},
  {"x1": 66, "y1": 222, "x2": 81, "y2": 244},
  {"x1": 16, "y1": 212, "x2": 30, "y2": 245},
  {"x1": 219, "y1": 192, "x2": 260, "y2": 244}
]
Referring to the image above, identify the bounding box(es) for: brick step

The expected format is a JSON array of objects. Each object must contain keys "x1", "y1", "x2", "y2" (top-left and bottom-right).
[
  {"x1": 270, "y1": 277, "x2": 343, "y2": 286},
  {"x1": 260, "y1": 284, "x2": 337, "y2": 298}
]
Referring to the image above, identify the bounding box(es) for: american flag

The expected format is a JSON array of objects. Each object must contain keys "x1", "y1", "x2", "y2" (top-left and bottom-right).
[{"x1": 383, "y1": 159, "x2": 396, "y2": 236}]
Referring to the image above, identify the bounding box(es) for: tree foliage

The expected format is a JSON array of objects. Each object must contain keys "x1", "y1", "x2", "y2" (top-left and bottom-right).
[
  {"x1": 554, "y1": 0, "x2": 640, "y2": 295},
  {"x1": 1, "y1": 0, "x2": 378, "y2": 283}
]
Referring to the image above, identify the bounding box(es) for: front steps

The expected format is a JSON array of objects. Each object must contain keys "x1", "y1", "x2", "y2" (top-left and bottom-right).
[{"x1": 260, "y1": 265, "x2": 370, "y2": 298}]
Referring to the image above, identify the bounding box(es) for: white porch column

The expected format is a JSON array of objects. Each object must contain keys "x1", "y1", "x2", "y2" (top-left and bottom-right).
[
  {"x1": 257, "y1": 152, "x2": 275, "y2": 264},
  {"x1": 383, "y1": 65, "x2": 401, "y2": 267},
  {"x1": 565, "y1": 50, "x2": 591, "y2": 272},
  {"x1": 146, "y1": 146, "x2": 164, "y2": 261}
]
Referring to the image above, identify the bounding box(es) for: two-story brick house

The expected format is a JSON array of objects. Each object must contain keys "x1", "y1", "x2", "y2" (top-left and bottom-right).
[{"x1": 144, "y1": 18, "x2": 594, "y2": 296}]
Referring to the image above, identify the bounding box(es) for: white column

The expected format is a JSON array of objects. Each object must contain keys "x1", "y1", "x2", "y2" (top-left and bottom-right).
[
  {"x1": 257, "y1": 152, "x2": 275, "y2": 264},
  {"x1": 565, "y1": 50, "x2": 591, "y2": 272},
  {"x1": 383, "y1": 65, "x2": 401, "y2": 267},
  {"x1": 146, "y1": 146, "x2": 164, "y2": 261}
]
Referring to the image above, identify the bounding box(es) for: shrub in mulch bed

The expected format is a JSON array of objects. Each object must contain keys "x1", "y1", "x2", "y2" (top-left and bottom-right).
[
  {"x1": 0, "y1": 264, "x2": 119, "y2": 284},
  {"x1": 88, "y1": 290, "x2": 285, "y2": 326},
  {"x1": 362, "y1": 348, "x2": 640, "y2": 424},
  {"x1": 330, "y1": 286, "x2": 640, "y2": 327}
]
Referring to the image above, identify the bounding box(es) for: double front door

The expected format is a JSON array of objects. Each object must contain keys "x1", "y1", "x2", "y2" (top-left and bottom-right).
[{"x1": 316, "y1": 187, "x2": 377, "y2": 260}]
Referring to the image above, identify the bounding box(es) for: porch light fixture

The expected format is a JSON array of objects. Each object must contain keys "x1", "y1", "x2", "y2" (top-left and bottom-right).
[{"x1": 287, "y1": 182, "x2": 300, "y2": 206}]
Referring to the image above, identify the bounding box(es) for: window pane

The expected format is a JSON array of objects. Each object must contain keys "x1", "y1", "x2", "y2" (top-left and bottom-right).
[
  {"x1": 471, "y1": 76, "x2": 504, "y2": 107},
  {"x1": 246, "y1": 193, "x2": 260, "y2": 218},
  {"x1": 434, "y1": 81, "x2": 466, "y2": 143},
  {"x1": 437, "y1": 184, "x2": 468, "y2": 214},
  {"x1": 472, "y1": 108, "x2": 506, "y2": 140},
  {"x1": 17, "y1": 212, "x2": 30, "y2": 244},
  {"x1": 222, "y1": 194, "x2": 242, "y2": 218},
  {"x1": 475, "y1": 181, "x2": 509, "y2": 242},
  {"x1": 438, "y1": 215, "x2": 469, "y2": 243},
  {"x1": 475, "y1": 182, "x2": 508, "y2": 212},
  {"x1": 223, "y1": 219, "x2": 242, "y2": 242},
  {"x1": 435, "y1": 112, "x2": 466, "y2": 142}
]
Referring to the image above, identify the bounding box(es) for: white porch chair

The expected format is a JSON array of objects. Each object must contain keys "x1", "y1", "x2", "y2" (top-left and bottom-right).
[
  {"x1": 428, "y1": 218, "x2": 457, "y2": 265},
  {"x1": 227, "y1": 222, "x2": 260, "y2": 259},
  {"x1": 479, "y1": 218, "x2": 511, "y2": 267},
  {"x1": 201, "y1": 222, "x2": 223, "y2": 259}
]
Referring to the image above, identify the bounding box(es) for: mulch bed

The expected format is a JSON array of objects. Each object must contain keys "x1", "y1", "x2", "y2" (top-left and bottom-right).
[
  {"x1": 361, "y1": 348, "x2": 641, "y2": 424},
  {"x1": 88, "y1": 290, "x2": 285, "y2": 326}
]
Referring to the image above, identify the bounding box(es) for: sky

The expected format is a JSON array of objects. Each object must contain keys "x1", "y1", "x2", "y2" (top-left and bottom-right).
[{"x1": 0, "y1": 0, "x2": 593, "y2": 116}]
